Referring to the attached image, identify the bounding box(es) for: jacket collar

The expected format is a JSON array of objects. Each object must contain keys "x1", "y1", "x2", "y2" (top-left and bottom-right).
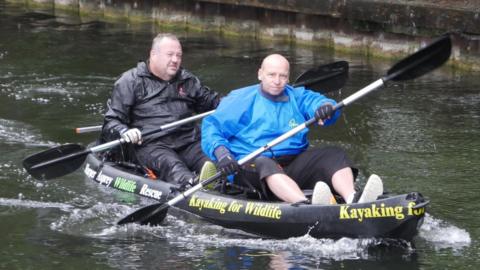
[
  {"x1": 136, "y1": 60, "x2": 193, "y2": 82},
  {"x1": 259, "y1": 85, "x2": 290, "y2": 102}
]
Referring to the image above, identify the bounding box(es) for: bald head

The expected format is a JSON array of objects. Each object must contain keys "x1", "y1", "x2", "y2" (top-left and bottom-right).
[
  {"x1": 258, "y1": 54, "x2": 290, "y2": 96},
  {"x1": 260, "y1": 54, "x2": 290, "y2": 71}
]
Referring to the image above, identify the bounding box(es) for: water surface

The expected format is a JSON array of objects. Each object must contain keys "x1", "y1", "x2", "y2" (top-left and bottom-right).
[{"x1": 0, "y1": 1, "x2": 477, "y2": 269}]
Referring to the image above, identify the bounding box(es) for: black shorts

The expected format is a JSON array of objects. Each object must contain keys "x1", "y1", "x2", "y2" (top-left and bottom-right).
[{"x1": 234, "y1": 146, "x2": 358, "y2": 196}]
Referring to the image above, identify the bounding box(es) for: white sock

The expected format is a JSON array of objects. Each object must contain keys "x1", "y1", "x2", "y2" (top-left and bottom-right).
[{"x1": 346, "y1": 192, "x2": 356, "y2": 204}]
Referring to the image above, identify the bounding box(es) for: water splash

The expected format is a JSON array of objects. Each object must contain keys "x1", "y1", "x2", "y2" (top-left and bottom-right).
[
  {"x1": 149, "y1": 217, "x2": 413, "y2": 261},
  {"x1": 43, "y1": 190, "x2": 471, "y2": 263},
  {"x1": 54, "y1": 202, "x2": 413, "y2": 261},
  {"x1": 50, "y1": 202, "x2": 132, "y2": 235},
  {"x1": 419, "y1": 213, "x2": 471, "y2": 250}
]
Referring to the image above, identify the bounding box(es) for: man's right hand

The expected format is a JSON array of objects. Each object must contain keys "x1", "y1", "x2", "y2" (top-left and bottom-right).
[
  {"x1": 217, "y1": 153, "x2": 239, "y2": 175},
  {"x1": 121, "y1": 128, "x2": 142, "y2": 144},
  {"x1": 214, "y1": 146, "x2": 239, "y2": 175}
]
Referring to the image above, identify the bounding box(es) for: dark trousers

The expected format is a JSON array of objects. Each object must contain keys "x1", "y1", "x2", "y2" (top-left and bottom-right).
[{"x1": 135, "y1": 141, "x2": 210, "y2": 184}]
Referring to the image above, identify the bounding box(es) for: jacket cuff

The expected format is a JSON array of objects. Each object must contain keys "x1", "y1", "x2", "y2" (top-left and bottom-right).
[{"x1": 214, "y1": 145, "x2": 231, "y2": 160}]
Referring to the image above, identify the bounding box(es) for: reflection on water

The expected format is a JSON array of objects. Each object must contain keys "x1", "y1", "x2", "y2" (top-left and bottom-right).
[{"x1": 1, "y1": 1, "x2": 479, "y2": 269}]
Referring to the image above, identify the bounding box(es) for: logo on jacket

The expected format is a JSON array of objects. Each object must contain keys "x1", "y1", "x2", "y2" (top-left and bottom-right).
[
  {"x1": 288, "y1": 119, "x2": 299, "y2": 128},
  {"x1": 178, "y1": 85, "x2": 187, "y2": 97}
]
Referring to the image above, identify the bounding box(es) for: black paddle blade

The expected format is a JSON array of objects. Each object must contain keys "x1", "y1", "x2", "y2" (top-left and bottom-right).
[
  {"x1": 386, "y1": 34, "x2": 451, "y2": 82},
  {"x1": 293, "y1": 61, "x2": 349, "y2": 93},
  {"x1": 23, "y1": 144, "x2": 87, "y2": 180},
  {"x1": 117, "y1": 202, "x2": 168, "y2": 226}
]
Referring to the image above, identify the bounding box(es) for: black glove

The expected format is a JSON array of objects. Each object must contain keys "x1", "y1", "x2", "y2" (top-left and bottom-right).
[
  {"x1": 176, "y1": 178, "x2": 195, "y2": 192},
  {"x1": 214, "y1": 146, "x2": 239, "y2": 175},
  {"x1": 315, "y1": 103, "x2": 334, "y2": 120}
]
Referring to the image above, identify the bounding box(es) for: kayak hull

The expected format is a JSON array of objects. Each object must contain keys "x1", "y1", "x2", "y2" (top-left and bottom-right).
[{"x1": 84, "y1": 153, "x2": 428, "y2": 240}]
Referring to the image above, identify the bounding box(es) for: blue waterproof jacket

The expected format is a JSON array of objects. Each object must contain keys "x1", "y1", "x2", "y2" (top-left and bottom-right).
[{"x1": 201, "y1": 84, "x2": 340, "y2": 161}]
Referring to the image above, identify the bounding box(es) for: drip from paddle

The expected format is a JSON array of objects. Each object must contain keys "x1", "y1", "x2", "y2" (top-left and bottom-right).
[
  {"x1": 22, "y1": 61, "x2": 349, "y2": 180},
  {"x1": 117, "y1": 34, "x2": 451, "y2": 226}
]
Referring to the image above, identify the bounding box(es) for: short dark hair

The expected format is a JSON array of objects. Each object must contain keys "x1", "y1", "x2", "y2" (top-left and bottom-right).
[{"x1": 152, "y1": 33, "x2": 180, "y2": 50}]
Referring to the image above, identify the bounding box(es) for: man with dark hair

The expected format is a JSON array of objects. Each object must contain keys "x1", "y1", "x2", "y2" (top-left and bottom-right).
[{"x1": 103, "y1": 33, "x2": 219, "y2": 184}]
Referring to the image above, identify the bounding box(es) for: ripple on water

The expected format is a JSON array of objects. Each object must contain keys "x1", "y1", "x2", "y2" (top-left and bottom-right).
[
  {"x1": 1, "y1": 73, "x2": 113, "y2": 106},
  {"x1": 0, "y1": 197, "x2": 73, "y2": 211},
  {"x1": 0, "y1": 118, "x2": 55, "y2": 146}
]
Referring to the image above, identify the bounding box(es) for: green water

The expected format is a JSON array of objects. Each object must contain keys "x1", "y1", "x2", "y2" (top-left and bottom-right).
[{"x1": 0, "y1": 1, "x2": 478, "y2": 269}]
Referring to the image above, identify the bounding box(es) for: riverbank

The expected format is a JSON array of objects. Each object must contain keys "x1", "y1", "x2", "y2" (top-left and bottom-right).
[{"x1": 4, "y1": 0, "x2": 480, "y2": 70}]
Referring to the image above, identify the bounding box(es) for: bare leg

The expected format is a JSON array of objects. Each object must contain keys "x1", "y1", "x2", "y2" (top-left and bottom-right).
[
  {"x1": 331, "y1": 167, "x2": 356, "y2": 202},
  {"x1": 265, "y1": 173, "x2": 307, "y2": 203}
]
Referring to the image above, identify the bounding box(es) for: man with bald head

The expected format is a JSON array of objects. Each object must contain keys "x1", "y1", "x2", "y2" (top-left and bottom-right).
[
  {"x1": 202, "y1": 54, "x2": 383, "y2": 204},
  {"x1": 102, "y1": 33, "x2": 220, "y2": 185}
]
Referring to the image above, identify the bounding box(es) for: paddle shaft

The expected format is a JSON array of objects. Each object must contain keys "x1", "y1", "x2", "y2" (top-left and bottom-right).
[
  {"x1": 76, "y1": 126, "x2": 102, "y2": 134},
  {"x1": 133, "y1": 116, "x2": 320, "y2": 222},
  {"x1": 76, "y1": 110, "x2": 214, "y2": 134},
  {"x1": 129, "y1": 78, "x2": 383, "y2": 222},
  {"x1": 30, "y1": 111, "x2": 214, "y2": 170},
  {"x1": 97, "y1": 110, "x2": 214, "y2": 151},
  {"x1": 164, "y1": 115, "x2": 318, "y2": 205}
]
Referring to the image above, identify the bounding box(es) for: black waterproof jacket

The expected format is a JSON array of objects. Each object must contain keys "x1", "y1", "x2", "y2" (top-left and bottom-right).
[{"x1": 102, "y1": 61, "x2": 220, "y2": 149}]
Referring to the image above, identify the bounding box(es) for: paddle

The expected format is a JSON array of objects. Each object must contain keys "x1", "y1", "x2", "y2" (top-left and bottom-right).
[
  {"x1": 23, "y1": 111, "x2": 214, "y2": 180},
  {"x1": 23, "y1": 61, "x2": 349, "y2": 180},
  {"x1": 117, "y1": 34, "x2": 451, "y2": 226},
  {"x1": 74, "y1": 61, "x2": 348, "y2": 134}
]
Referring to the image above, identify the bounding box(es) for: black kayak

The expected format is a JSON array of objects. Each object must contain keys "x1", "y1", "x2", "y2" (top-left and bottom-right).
[{"x1": 84, "y1": 151, "x2": 429, "y2": 240}]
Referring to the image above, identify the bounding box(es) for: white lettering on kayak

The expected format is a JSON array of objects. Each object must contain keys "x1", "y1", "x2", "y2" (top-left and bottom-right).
[
  {"x1": 83, "y1": 163, "x2": 113, "y2": 186},
  {"x1": 139, "y1": 184, "x2": 162, "y2": 200}
]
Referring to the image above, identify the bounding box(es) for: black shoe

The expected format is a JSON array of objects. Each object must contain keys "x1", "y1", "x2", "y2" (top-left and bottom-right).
[
  {"x1": 351, "y1": 191, "x2": 362, "y2": 203},
  {"x1": 291, "y1": 199, "x2": 311, "y2": 207}
]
